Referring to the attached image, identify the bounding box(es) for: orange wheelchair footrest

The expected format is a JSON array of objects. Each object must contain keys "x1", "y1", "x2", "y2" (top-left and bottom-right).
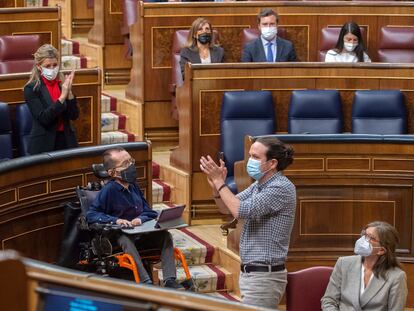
[{"x1": 116, "y1": 253, "x2": 140, "y2": 283}]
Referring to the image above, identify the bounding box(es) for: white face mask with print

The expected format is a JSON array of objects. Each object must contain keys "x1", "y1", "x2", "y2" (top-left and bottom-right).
[
  {"x1": 344, "y1": 42, "x2": 357, "y2": 52},
  {"x1": 261, "y1": 26, "x2": 277, "y2": 41},
  {"x1": 41, "y1": 66, "x2": 59, "y2": 81}
]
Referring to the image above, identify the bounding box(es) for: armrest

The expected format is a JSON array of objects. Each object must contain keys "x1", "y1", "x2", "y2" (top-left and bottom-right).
[{"x1": 234, "y1": 160, "x2": 251, "y2": 193}]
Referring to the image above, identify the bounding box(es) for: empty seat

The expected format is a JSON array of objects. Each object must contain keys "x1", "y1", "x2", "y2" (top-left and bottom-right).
[
  {"x1": 378, "y1": 27, "x2": 414, "y2": 63},
  {"x1": 352, "y1": 90, "x2": 407, "y2": 134},
  {"x1": 15, "y1": 104, "x2": 33, "y2": 157},
  {"x1": 288, "y1": 90, "x2": 343, "y2": 134},
  {"x1": 0, "y1": 102, "x2": 13, "y2": 159},
  {"x1": 319, "y1": 27, "x2": 367, "y2": 62},
  {"x1": 221, "y1": 91, "x2": 276, "y2": 193},
  {"x1": 286, "y1": 266, "x2": 333, "y2": 311},
  {"x1": 0, "y1": 35, "x2": 41, "y2": 74}
]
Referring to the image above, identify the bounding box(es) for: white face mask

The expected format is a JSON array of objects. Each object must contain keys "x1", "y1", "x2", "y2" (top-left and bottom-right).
[
  {"x1": 354, "y1": 236, "x2": 372, "y2": 257},
  {"x1": 344, "y1": 42, "x2": 357, "y2": 52},
  {"x1": 41, "y1": 66, "x2": 59, "y2": 81},
  {"x1": 261, "y1": 26, "x2": 277, "y2": 41}
]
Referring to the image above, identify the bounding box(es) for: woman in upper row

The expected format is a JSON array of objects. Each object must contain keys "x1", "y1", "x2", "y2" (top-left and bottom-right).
[
  {"x1": 179, "y1": 17, "x2": 225, "y2": 80},
  {"x1": 325, "y1": 22, "x2": 371, "y2": 63}
]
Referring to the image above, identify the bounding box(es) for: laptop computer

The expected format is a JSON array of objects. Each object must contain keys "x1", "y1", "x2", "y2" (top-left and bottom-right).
[{"x1": 121, "y1": 205, "x2": 187, "y2": 234}]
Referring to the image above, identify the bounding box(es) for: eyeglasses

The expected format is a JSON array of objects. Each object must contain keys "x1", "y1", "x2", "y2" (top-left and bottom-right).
[
  {"x1": 360, "y1": 230, "x2": 380, "y2": 244},
  {"x1": 113, "y1": 158, "x2": 135, "y2": 170}
]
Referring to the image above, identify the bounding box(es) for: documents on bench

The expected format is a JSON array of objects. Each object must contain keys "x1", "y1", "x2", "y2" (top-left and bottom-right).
[{"x1": 121, "y1": 205, "x2": 187, "y2": 234}]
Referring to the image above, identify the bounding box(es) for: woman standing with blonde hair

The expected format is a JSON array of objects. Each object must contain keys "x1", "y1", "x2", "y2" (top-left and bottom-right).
[
  {"x1": 24, "y1": 44, "x2": 79, "y2": 154},
  {"x1": 179, "y1": 17, "x2": 225, "y2": 80}
]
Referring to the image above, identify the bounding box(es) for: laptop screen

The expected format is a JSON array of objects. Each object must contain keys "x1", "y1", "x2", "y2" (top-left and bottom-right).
[{"x1": 157, "y1": 205, "x2": 185, "y2": 224}]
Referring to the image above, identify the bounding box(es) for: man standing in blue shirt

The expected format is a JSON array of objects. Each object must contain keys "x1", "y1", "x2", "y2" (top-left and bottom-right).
[{"x1": 87, "y1": 147, "x2": 182, "y2": 288}]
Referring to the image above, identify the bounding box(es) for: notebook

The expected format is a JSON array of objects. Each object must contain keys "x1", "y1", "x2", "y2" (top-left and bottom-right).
[{"x1": 121, "y1": 205, "x2": 187, "y2": 234}]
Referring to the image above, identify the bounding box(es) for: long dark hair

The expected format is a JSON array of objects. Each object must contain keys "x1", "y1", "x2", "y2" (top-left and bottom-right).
[
  {"x1": 365, "y1": 221, "x2": 402, "y2": 279},
  {"x1": 333, "y1": 22, "x2": 367, "y2": 62}
]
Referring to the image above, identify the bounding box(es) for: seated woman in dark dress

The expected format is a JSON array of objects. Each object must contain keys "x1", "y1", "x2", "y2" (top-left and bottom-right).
[{"x1": 179, "y1": 17, "x2": 225, "y2": 80}]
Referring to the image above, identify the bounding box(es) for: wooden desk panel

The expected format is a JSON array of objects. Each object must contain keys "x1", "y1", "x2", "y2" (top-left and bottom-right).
[
  {"x1": 0, "y1": 7, "x2": 61, "y2": 51},
  {"x1": 124, "y1": 1, "x2": 414, "y2": 145},
  {"x1": 170, "y1": 63, "x2": 414, "y2": 225},
  {"x1": 0, "y1": 69, "x2": 102, "y2": 149}
]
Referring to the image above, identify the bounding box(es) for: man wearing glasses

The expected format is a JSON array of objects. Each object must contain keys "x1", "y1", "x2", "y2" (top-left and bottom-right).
[{"x1": 87, "y1": 147, "x2": 183, "y2": 289}]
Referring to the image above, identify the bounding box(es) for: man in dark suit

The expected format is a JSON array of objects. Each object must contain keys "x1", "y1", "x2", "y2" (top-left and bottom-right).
[{"x1": 241, "y1": 8, "x2": 297, "y2": 62}]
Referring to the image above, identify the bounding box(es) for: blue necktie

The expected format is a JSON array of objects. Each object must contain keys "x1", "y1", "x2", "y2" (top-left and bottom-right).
[{"x1": 266, "y1": 42, "x2": 273, "y2": 62}]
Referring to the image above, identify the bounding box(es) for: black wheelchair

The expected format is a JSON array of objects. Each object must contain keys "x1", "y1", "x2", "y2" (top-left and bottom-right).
[{"x1": 58, "y1": 164, "x2": 193, "y2": 288}]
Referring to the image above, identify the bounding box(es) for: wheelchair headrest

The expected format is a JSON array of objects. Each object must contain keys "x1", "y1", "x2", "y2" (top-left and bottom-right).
[
  {"x1": 92, "y1": 163, "x2": 109, "y2": 179},
  {"x1": 76, "y1": 187, "x2": 101, "y2": 216}
]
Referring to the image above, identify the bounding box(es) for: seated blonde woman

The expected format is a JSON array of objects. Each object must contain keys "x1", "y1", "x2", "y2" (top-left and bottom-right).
[
  {"x1": 325, "y1": 22, "x2": 371, "y2": 63},
  {"x1": 179, "y1": 17, "x2": 225, "y2": 80},
  {"x1": 321, "y1": 221, "x2": 407, "y2": 311}
]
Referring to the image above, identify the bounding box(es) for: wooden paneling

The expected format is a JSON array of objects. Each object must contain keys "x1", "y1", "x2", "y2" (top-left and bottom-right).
[
  {"x1": 171, "y1": 63, "x2": 414, "y2": 175},
  {"x1": 0, "y1": 69, "x2": 101, "y2": 152},
  {"x1": 87, "y1": 0, "x2": 128, "y2": 84},
  {"x1": 0, "y1": 7, "x2": 60, "y2": 51},
  {"x1": 127, "y1": 2, "x2": 414, "y2": 102},
  {"x1": 0, "y1": 144, "x2": 152, "y2": 262},
  {"x1": 48, "y1": 0, "x2": 94, "y2": 38},
  {"x1": 124, "y1": 2, "x2": 414, "y2": 143}
]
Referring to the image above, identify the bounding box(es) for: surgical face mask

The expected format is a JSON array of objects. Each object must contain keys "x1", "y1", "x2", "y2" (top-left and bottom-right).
[
  {"x1": 354, "y1": 236, "x2": 373, "y2": 257},
  {"x1": 344, "y1": 42, "x2": 357, "y2": 52},
  {"x1": 41, "y1": 66, "x2": 59, "y2": 81},
  {"x1": 197, "y1": 33, "x2": 212, "y2": 45},
  {"x1": 261, "y1": 26, "x2": 277, "y2": 41},
  {"x1": 246, "y1": 158, "x2": 270, "y2": 181},
  {"x1": 119, "y1": 164, "x2": 137, "y2": 184}
]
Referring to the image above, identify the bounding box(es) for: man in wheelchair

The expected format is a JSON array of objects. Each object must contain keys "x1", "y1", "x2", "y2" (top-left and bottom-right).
[{"x1": 86, "y1": 147, "x2": 183, "y2": 289}]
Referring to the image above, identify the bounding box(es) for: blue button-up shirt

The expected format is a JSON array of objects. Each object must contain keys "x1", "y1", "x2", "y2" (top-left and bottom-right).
[{"x1": 86, "y1": 180, "x2": 158, "y2": 224}]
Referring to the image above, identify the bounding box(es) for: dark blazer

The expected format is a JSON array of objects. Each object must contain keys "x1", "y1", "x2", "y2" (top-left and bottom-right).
[
  {"x1": 179, "y1": 45, "x2": 225, "y2": 80},
  {"x1": 241, "y1": 37, "x2": 297, "y2": 62},
  {"x1": 24, "y1": 80, "x2": 79, "y2": 155},
  {"x1": 321, "y1": 255, "x2": 407, "y2": 311}
]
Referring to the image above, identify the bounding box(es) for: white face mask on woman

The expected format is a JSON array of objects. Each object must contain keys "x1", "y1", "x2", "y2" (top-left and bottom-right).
[
  {"x1": 344, "y1": 42, "x2": 357, "y2": 52},
  {"x1": 41, "y1": 66, "x2": 59, "y2": 81}
]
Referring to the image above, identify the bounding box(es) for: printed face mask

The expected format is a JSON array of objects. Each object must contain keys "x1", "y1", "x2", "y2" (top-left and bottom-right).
[
  {"x1": 41, "y1": 66, "x2": 59, "y2": 81},
  {"x1": 344, "y1": 42, "x2": 357, "y2": 52},
  {"x1": 261, "y1": 26, "x2": 277, "y2": 41}
]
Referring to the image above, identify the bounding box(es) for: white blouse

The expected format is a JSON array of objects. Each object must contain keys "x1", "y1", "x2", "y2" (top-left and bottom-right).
[
  {"x1": 325, "y1": 49, "x2": 371, "y2": 63},
  {"x1": 360, "y1": 264, "x2": 374, "y2": 296},
  {"x1": 200, "y1": 52, "x2": 211, "y2": 64}
]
